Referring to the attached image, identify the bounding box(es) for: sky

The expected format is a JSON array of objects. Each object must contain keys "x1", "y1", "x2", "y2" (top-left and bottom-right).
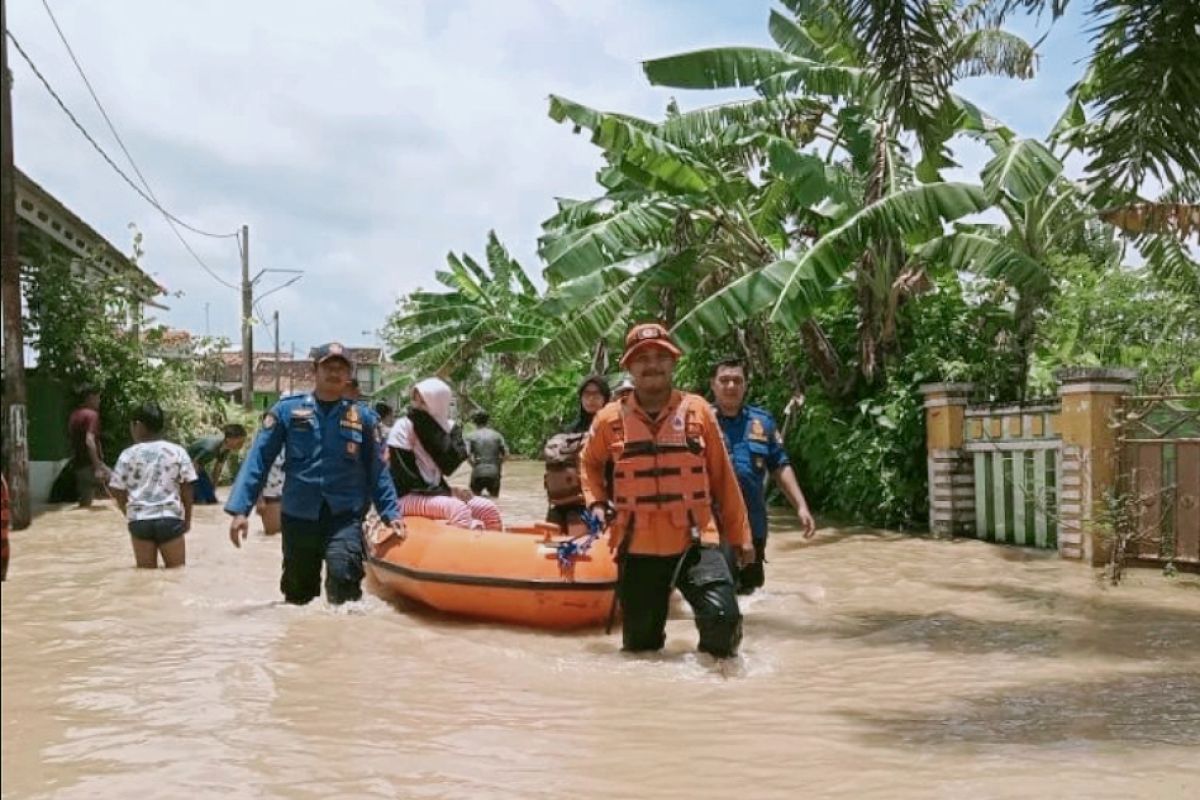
[{"x1": 8, "y1": 0, "x2": 1093, "y2": 359}]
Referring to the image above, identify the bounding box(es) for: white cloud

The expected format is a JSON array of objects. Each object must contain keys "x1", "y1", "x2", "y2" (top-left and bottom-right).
[
  {"x1": 12, "y1": 0, "x2": 1096, "y2": 361},
  {"x1": 9, "y1": 0, "x2": 776, "y2": 354}
]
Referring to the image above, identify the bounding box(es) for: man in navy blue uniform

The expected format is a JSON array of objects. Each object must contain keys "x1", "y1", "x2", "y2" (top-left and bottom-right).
[
  {"x1": 225, "y1": 342, "x2": 404, "y2": 605},
  {"x1": 711, "y1": 357, "x2": 816, "y2": 594}
]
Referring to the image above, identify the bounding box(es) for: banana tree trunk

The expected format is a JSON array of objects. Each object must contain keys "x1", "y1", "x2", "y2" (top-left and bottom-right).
[
  {"x1": 800, "y1": 318, "x2": 850, "y2": 396},
  {"x1": 590, "y1": 340, "x2": 608, "y2": 376}
]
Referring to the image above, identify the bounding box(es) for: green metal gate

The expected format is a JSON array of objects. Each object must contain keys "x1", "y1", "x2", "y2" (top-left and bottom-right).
[{"x1": 964, "y1": 403, "x2": 1062, "y2": 548}]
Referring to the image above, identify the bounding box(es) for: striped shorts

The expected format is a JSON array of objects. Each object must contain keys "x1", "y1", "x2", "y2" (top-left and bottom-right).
[{"x1": 400, "y1": 494, "x2": 503, "y2": 531}]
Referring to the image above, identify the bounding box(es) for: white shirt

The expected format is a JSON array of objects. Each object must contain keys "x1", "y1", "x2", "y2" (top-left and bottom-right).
[
  {"x1": 262, "y1": 452, "x2": 285, "y2": 499},
  {"x1": 108, "y1": 440, "x2": 198, "y2": 522}
]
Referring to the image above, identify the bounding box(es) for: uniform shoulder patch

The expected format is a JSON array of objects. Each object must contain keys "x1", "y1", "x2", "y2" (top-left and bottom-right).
[{"x1": 262, "y1": 413, "x2": 277, "y2": 429}]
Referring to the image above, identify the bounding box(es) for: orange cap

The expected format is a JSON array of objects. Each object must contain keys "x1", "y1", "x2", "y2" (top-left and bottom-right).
[{"x1": 619, "y1": 323, "x2": 682, "y2": 368}]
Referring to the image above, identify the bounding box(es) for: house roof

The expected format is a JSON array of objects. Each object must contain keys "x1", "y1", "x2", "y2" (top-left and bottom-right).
[
  {"x1": 252, "y1": 358, "x2": 313, "y2": 393},
  {"x1": 216, "y1": 350, "x2": 280, "y2": 365},
  {"x1": 15, "y1": 168, "x2": 165, "y2": 305}
]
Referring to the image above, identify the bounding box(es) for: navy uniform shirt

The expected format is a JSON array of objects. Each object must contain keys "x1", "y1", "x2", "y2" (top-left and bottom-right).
[
  {"x1": 715, "y1": 404, "x2": 790, "y2": 542},
  {"x1": 225, "y1": 394, "x2": 400, "y2": 522}
]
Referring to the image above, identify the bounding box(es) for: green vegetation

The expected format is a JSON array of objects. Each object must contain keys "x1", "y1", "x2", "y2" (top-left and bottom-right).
[
  {"x1": 384, "y1": 1, "x2": 1199, "y2": 529},
  {"x1": 20, "y1": 233, "x2": 240, "y2": 458}
]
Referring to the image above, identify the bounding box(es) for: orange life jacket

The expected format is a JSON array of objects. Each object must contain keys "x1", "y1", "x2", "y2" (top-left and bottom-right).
[
  {"x1": 543, "y1": 431, "x2": 587, "y2": 509},
  {"x1": 610, "y1": 395, "x2": 710, "y2": 534}
]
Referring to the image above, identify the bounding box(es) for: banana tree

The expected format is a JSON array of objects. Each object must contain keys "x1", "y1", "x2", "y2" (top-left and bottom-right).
[
  {"x1": 536, "y1": 91, "x2": 850, "y2": 383},
  {"x1": 382, "y1": 231, "x2": 550, "y2": 394},
  {"x1": 649, "y1": 0, "x2": 1035, "y2": 384}
]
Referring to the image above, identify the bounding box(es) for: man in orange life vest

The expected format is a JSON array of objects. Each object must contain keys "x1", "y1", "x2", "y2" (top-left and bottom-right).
[{"x1": 579, "y1": 323, "x2": 753, "y2": 657}]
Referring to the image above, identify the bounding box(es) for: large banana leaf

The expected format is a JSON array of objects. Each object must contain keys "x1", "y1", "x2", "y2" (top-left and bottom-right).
[
  {"x1": 391, "y1": 321, "x2": 474, "y2": 362},
  {"x1": 919, "y1": 232, "x2": 1052, "y2": 293},
  {"x1": 676, "y1": 184, "x2": 990, "y2": 345},
  {"x1": 543, "y1": 249, "x2": 666, "y2": 312},
  {"x1": 765, "y1": 183, "x2": 990, "y2": 326},
  {"x1": 540, "y1": 199, "x2": 676, "y2": 284},
  {"x1": 484, "y1": 231, "x2": 515, "y2": 295},
  {"x1": 537, "y1": 277, "x2": 649, "y2": 365},
  {"x1": 547, "y1": 95, "x2": 654, "y2": 133},
  {"x1": 483, "y1": 336, "x2": 545, "y2": 355},
  {"x1": 541, "y1": 192, "x2": 644, "y2": 232},
  {"x1": 672, "y1": 258, "x2": 797, "y2": 349},
  {"x1": 592, "y1": 116, "x2": 718, "y2": 195},
  {"x1": 656, "y1": 96, "x2": 826, "y2": 150},
  {"x1": 453, "y1": 251, "x2": 490, "y2": 287},
  {"x1": 982, "y1": 138, "x2": 1062, "y2": 203},
  {"x1": 755, "y1": 60, "x2": 867, "y2": 100},
  {"x1": 390, "y1": 300, "x2": 480, "y2": 330},
  {"x1": 437, "y1": 254, "x2": 486, "y2": 303},
  {"x1": 768, "y1": 9, "x2": 829, "y2": 61},
  {"x1": 550, "y1": 95, "x2": 720, "y2": 196},
  {"x1": 642, "y1": 47, "x2": 802, "y2": 89},
  {"x1": 767, "y1": 141, "x2": 830, "y2": 208}
]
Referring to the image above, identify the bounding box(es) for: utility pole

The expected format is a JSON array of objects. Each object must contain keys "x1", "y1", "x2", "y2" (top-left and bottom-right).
[
  {"x1": 240, "y1": 224, "x2": 252, "y2": 410},
  {"x1": 273, "y1": 310, "x2": 280, "y2": 396},
  {"x1": 1, "y1": 0, "x2": 32, "y2": 529}
]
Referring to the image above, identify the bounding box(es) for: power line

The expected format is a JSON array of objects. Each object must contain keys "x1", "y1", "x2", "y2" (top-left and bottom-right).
[
  {"x1": 40, "y1": 1, "x2": 238, "y2": 240},
  {"x1": 5, "y1": 29, "x2": 240, "y2": 291}
]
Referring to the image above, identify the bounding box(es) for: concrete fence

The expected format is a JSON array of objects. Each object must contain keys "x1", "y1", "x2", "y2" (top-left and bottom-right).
[{"x1": 921, "y1": 367, "x2": 1139, "y2": 566}]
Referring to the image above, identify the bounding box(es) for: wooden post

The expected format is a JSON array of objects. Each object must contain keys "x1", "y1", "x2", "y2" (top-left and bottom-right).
[
  {"x1": 920, "y1": 383, "x2": 974, "y2": 537},
  {"x1": 1, "y1": 0, "x2": 32, "y2": 529},
  {"x1": 1056, "y1": 367, "x2": 1137, "y2": 565}
]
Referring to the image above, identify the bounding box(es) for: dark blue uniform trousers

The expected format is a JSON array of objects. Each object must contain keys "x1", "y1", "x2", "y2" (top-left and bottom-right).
[{"x1": 280, "y1": 503, "x2": 365, "y2": 605}]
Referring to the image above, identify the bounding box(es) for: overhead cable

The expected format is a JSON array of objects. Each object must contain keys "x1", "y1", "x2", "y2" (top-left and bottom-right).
[{"x1": 5, "y1": 29, "x2": 240, "y2": 291}]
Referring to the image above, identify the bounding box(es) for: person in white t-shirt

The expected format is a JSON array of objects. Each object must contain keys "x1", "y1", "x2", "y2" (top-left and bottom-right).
[{"x1": 108, "y1": 402, "x2": 198, "y2": 568}]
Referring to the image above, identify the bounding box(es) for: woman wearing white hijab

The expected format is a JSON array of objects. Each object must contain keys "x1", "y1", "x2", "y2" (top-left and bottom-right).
[{"x1": 386, "y1": 378, "x2": 502, "y2": 530}]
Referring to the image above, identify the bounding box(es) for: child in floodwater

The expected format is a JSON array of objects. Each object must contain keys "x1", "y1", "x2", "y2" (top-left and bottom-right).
[{"x1": 108, "y1": 402, "x2": 198, "y2": 568}]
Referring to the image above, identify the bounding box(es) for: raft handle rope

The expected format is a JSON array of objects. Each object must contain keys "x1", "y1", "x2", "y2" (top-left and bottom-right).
[{"x1": 555, "y1": 508, "x2": 605, "y2": 568}]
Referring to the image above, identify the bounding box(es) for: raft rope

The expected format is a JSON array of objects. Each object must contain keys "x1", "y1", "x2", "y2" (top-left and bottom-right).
[{"x1": 555, "y1": 509, "x2": 605, "y2": 568}]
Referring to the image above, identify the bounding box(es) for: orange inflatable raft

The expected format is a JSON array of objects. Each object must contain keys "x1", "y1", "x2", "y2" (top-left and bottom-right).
[{"x1": 366, "y1": 517, "x2": 618, "y2": 630}]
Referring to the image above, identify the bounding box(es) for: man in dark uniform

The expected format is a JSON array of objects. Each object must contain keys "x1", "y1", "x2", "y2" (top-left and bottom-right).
[
  {"x1": 711, "y1": 357, "x2": 816, "y2": 594},
  {"x1": 225, "y1": 342, "x2": 404, "y2": 605}
]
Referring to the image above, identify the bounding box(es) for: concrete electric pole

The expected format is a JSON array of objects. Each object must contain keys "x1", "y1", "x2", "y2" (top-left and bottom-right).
[
  {"x1": 240, "y1": 224, "x2": 252, "y2": 410},
  {"x1": 1, "y1": 0, "x2": 32, "y2": 529}
]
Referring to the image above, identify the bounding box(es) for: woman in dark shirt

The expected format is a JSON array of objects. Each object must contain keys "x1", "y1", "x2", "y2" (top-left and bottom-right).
[{"x1": 544, "y1": 375, "x2": 611, "y2": 529}]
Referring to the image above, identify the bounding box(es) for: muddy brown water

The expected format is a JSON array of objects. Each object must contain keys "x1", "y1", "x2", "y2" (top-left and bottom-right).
[{"x1": 2, "y1": 460, "x2": 1198, "y2": 799}]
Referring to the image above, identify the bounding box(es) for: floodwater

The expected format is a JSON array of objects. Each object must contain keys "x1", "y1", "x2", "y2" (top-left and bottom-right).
[{"x1": 2, "y1": 460, "x2": 1198, "y2": 799}]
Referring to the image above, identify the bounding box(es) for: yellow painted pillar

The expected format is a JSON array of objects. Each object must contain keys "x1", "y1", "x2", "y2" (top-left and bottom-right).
[
  {"x1": 1056, "y1": 367, "x2": 1137, "y2": 565},
  {"x1": 920, "y1": 383, "x2": 974, "y2": 537}
]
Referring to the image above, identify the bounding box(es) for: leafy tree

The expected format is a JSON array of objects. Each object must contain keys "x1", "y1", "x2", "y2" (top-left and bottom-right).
[
  {"x1": 647, "y1": 1, "x2": 1033, "y2": 384},
  {"x1": 19, "y1": 234, "x2": 223, "y2": 454}
]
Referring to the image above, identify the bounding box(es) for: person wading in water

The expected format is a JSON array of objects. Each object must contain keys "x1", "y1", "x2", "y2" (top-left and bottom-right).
[
  {"x1": 578, "y1": 323, "x2": 752, "y2": 658},
  {"x1": 465, "y1": 410, "x2": 509, "y2": 498},
  {"x1": 225, "y1": 343, "x2": 404, "y2": 605},
  {"x1": 710, "y1": 357, "x2": 816, "y2": 594},
  {"x1": 543, "y1": 375, "x2": 611, "y2": 532}
]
